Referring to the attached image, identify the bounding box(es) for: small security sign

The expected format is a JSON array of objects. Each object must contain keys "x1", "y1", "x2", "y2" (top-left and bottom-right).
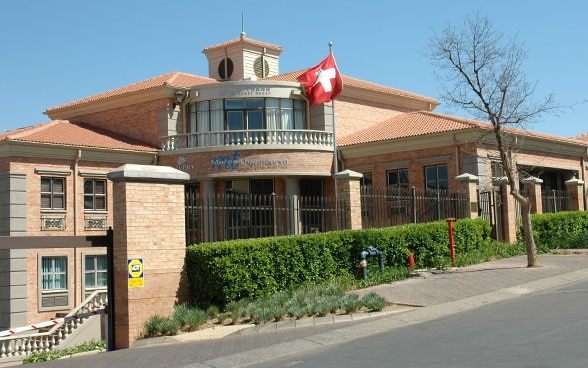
[{"x1": 128, "y1": 258, "x2": 144, "y2": 288}]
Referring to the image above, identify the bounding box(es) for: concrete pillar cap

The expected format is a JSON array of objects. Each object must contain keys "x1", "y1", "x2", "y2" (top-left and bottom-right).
[
  {"x1": 107, "y1": 164, "x2": 190, "y2": 183},
  {"x1": 521, "y1": 176, "x2": 543, "y2": 184},
  {"x1": 333, "y1": 169, "x2": 363, "y2": 180},
  {"x1": 455, "y1": 173, "x2": 479, "y2": 183}
]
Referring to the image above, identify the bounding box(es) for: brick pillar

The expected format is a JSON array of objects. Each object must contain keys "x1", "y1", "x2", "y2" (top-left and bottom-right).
[
  {"x1": 455, "y1": 173, "x2": 479, "y2": 219},
  {"x1": 493, "y1": 177, "x2": 518, "y2": 243},
  {"x1": 333, "y1": 170, "x2": 363, "y2": 230},
  {"x1": 521, "y1": 176, "x2": 543, "y2": 214},
  {"x1": 107, "y1": 164, "x2": 189, "y2": 349},
  {"x1": 565, "y1": 177, "x2": 586, "y2": 211}
]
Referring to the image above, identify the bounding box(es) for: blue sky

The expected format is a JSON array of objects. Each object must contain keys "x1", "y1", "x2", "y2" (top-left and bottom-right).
[{"x1": 1, "y1": 0, "x2": 586, "y2": 137}]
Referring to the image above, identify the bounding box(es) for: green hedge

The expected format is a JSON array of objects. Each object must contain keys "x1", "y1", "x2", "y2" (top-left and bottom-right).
[
  {"x1": 186, "y1": 218, "x2": 492, "y2": 306},
  {"x1": 526, "y1": 211, "x2": 588, "y2": 249}
]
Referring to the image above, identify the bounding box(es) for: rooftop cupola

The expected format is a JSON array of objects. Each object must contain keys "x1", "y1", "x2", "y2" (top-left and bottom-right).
[{"x1": 202, "y1": 33, "x2": 283, "y2": 82}]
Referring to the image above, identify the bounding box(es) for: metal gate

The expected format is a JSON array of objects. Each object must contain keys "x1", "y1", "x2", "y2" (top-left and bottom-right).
[{"x1": 478, "y1": 188, "x2": 503, "y2": 242}]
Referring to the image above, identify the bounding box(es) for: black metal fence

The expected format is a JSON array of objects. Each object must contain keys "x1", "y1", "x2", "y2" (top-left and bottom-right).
[
  {"x1": 360, "y1": 186, "x2": 469, "y2": 229},
  {"x1": 185, "y1": 191, "x2": 347, "y2": 245},
  {"x1": 542, "y1": 189, "x2": 571, "y2": 213}
]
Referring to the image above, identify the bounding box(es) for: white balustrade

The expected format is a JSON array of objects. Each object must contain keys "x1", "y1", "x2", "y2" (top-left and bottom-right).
[
  {"x1": 0, "y1": 290, "x2": 107, "y2": 361},
  {"x1": 160, "y1": 129, "x2": 334, "y2": 151}
]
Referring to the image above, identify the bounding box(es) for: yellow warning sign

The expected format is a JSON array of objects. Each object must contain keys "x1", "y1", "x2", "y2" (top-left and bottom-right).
[{"x1": 128, "y1": 259, "x2": 144, "y2": 288}]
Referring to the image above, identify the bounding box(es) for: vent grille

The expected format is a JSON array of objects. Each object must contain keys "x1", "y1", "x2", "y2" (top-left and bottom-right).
[
  {"x1": 41, "y1": 215, "x2": 66, "y2": 230},
  {"x1": 85, "y1": 216, "x2": 108, "y2": 230}
]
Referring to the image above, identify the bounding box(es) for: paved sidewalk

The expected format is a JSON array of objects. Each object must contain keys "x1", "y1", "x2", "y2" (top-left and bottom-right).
[{"x1": 32, "y1": 253, "x2": 588, "y2": 368}]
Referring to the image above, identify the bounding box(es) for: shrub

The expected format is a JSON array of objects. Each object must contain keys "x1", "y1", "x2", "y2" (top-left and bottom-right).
[
  {"x1": 173, "y1": 304, "x2": 208, "y2": 332},
  {"x1": 186, "y1": 218, "x2": 492, "y2": 306},
  {"x1": 525, "y1": 211, "x2": 588, "y2": 249},
  {"x1": 22, "y1": 340, "x2": 105, "y2": 364},
  {"x1": 361, "y1": 292, "x2": 389, "y2": 311},
  {"x1": 142, "y1": 314, "x2": 180, "y2": 337}
]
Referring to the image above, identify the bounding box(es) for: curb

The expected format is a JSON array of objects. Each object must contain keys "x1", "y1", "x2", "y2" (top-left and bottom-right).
[{"x1": 184, "y1": 266, "x2": 588, "y2": 368}]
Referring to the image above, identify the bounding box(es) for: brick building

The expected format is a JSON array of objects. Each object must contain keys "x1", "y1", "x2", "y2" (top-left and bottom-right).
[{"x1": 1, "y1": 33, "x2": 587, "y2": 330}]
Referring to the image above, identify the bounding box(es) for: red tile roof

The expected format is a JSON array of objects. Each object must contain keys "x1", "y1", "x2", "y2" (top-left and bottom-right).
[
  {"x1": 264, "y1": 70, "x2": 438, "y2": 105},
  {"x1": 203, "y1": 35, "x2": 283, "y2": 53},
  {"x1": 45, "y1": 72, "x2": 217, "y2": 112},
  {"x1": 338, "y1": 111, "x2": 479, "y2": 146},
  {"x1": 0, "y1": 120, "x2": 157, "y2": 152},
  {"x1": 338, "y1": 111, "x2": 588, "y2": 147}
]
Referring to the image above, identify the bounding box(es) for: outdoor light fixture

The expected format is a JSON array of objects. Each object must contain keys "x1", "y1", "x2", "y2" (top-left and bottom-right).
[{"x1": 174, "y1": 90, "x2": 185, "y2": 104}]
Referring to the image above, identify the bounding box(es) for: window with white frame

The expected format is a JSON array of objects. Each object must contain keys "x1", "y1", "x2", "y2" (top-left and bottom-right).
[
  {"x1": 84, "y1": 179, "x2": 106, "y2": 211},
  {"x1": 39, "y1": 254, "x2": 70, "y2": 310},
  {"x1": 41, "y1": 177, "x2": 65, "y2": 210},
  {"x1": 41, "y1": 256, "x2": 67, "y2": 291},
  {"x1": 84, "y1": 254, "x2": 107, "y2": 289}
]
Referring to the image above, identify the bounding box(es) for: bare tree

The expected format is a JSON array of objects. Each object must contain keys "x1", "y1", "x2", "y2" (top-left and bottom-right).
[{"x1": 428, "y1": 12, "x2": 556, "y2": 267}]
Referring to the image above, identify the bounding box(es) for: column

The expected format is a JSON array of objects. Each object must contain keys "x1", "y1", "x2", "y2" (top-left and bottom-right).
[
  {"x1": 201, "y1": 180, "x2": 218, "y2": 242},
  {"x1": 333, "y1": 170, "x2": 363, "y2": 230},
  {"x1": 107, "y1": 164, "x2": 189, "y2": 349},
  {"x1": 0, "y1": 172, "x2": 28, "y2": 329},
  {"x1": 455, "y1": 173, "x2": 479, "y2": 219},
  {"x1": 493, "y1": 177, "x2": 518, "y2": 243},
  {"x1": 284, "y1": 178, "x2": 300, "y2": 235},
  {"x1": 521, "y1": 176, "x2": 543, "y2": 214},
  {"x1": 565, "y1": 177, "x2": 586, "y2": 211}
]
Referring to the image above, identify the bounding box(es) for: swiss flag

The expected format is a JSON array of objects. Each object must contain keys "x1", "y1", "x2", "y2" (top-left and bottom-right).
[{"x1": 297, "y1": 53, "x2": 343, "y2": 105}]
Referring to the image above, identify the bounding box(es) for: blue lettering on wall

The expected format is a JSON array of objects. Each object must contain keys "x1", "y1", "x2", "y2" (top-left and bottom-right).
[
  {"x1": 211, "y1": 151, "x2": 240, "y2": 170},
  {"x1": 211, "y1": 151, "x2": 289, "y2": 171}
]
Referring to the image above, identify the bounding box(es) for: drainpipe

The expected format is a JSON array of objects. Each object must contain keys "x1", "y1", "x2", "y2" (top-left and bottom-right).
[
  {"x1": 453, "y1": 134, "x2": 460, "y2": 176},
  {"x1": 73, "y1": 149, "x2": 81, "y2": 307},
  {"x1": 74, "y1": 149, "x2": 81, "y2": 235},
  {"x1": 262, "y1": 47, "x2": 267, "y2": 78}
]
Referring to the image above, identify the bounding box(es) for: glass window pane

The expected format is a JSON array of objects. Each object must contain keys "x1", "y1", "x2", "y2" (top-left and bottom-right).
[
  {"x1": 53, "y1": 179, "x2": 64, "y2": 193},
  {"x1": 225, "y1": 99, "x2": 245, "y2": 109},
  {"x1": 96, "y1": 255, "x2": 107, "y2": 270},
  {"x1": 438, "y1": 165, "x2": 448, "y2": 180},
  {"x1": 246, "y1": 99, "x2": 264, "y2": 109},
  {"x1": 53, "y1": 195, "x2": 64, "y2": 209},
  {"x1": 227, "y1": 111, "x2": 244, "y2": 130},
  {"x1": 41, "y1": 178, "x2": 51, "y2": 192},
  {"x1": 210, "y1": 100, "x2": 223, "y2": 110},
  {"x1": 97, "y1": 272, "x2": 107, "y2": 287},
  {"x1": 265, "y1": 98, "x2": 279, "y2": 108},
  {"x1": 196, "y1": 101, "x2": 209, "y2": 112},
  {"x1": 85, "y1": 256, "x2": 95, "y2": 271},
  {"x1": 84, "y1": 180, "x2": 94, "y2": 194},
  {"x1": 399, "y1": 169, "x2": 409, "y2": 185},
  {"x1": 95, "y1": 181, "x2": 105, "y2": 194},
  {"x1": 85, "y1": 273, "x2": 95, "y2": 287},
  {"x1": 247, "y1": 111, "x2": 263, "y2": 130},
  {"x1": 294, "y1": 100, "x2": 305, "y2": 110},
  {"x1": 84, "y1": 196, "x2": 93, "y2": 210},
  {"x1": 95, "y1": 196, "x2": 106, "y2": 210},
  {"x1": 54, "y1": 257, "x2": 66, "y2": 272},
  {"x1": 41, "y1": 194, "x2": 51, "y2": 209}
]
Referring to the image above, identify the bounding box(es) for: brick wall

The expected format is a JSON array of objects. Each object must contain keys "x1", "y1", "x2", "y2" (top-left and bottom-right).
[{"x1": 68, "y1": 98, "x2": 170, "y2": 147}]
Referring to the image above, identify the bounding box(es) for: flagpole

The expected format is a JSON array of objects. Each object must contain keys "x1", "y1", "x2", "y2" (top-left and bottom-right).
[{"x1": 329, "y1": 41, "x2": 340, "y2": 230}]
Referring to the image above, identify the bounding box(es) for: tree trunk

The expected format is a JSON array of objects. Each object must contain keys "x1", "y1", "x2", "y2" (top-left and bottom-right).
[{"x1": 520, "y1": 202, "x2": 539, "y2": 267}]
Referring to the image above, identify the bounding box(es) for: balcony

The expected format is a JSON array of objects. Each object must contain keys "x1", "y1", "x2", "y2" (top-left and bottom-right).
[{"x1": 160, "y1": 129, "x2": 334, "y2": 152}]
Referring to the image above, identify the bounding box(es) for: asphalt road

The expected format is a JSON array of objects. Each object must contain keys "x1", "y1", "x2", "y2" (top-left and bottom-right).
[{"x1": 248, "y1": 279, "x2": 588, "y2": 368}]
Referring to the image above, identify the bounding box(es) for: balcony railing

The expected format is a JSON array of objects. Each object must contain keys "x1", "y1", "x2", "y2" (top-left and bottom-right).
[{"x1": 160, "y1": 129, "x2": 334, "y2": 152}]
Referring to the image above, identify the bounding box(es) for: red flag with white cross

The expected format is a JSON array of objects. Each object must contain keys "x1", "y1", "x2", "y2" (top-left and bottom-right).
[{"x1": 297, "y1": 53, "x2": 343, "y2": 105}]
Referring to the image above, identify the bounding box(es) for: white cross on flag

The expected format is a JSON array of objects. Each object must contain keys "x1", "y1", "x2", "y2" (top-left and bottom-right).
[{"x1": 297, "y1": 53, "x2": 343, "y2": 105}]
